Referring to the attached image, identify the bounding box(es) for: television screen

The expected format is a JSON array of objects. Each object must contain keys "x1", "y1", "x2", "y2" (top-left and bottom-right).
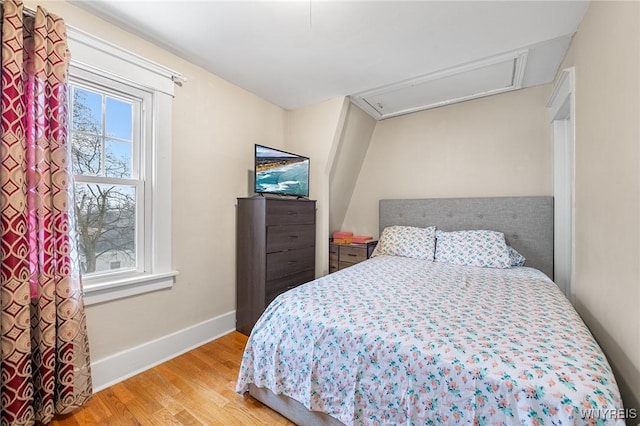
[{"x1": 254, "y1": 144, "x2": 309, "y2": 197}]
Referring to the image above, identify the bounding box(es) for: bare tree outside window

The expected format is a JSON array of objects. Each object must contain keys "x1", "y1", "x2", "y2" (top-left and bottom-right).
[{"x1": 71, "y1": 87, "x2": 137, "y2": 274}]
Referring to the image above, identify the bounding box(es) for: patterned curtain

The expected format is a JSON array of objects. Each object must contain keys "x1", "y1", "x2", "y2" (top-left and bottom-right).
[{"x1": 0, "y1": 0, "x2": 92, "y2": 424}]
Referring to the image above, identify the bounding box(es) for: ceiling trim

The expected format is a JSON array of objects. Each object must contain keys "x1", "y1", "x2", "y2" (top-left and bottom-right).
[
  {"x1": 350, "y1": 49, "x2": 529, "y2": 120},
  {"x1": 547, "y1": 66, "x2": 574, "y2": 120}
]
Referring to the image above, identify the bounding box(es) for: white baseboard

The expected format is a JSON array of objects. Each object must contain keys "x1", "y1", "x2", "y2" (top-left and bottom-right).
[{"x1": 91, "y1": 310, "x2": 236, "y2": 392}]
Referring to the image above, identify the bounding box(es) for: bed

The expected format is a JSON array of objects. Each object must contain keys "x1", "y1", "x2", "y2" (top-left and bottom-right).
[{"x1": 236, "y1": 197, "x2": 624, "y2": 425}]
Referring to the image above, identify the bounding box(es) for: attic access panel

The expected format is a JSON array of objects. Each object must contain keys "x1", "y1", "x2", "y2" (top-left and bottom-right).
[{"x1": 350, "y1": 50, "x2": 528, "y2": 120}]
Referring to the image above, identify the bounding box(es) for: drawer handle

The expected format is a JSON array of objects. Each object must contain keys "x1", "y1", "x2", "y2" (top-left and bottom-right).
[
  {"x1": 287, "y1": 211, "x2": 296, "y2": 215},
  {"x1": 287, "y1": 260, "x2": 297, "y2": 264},
  {"x1": 287, "y1": 235, "x2": 298, "y2": 239},
  {"x1": 347, "y1": 253, "x2": 357, "y2": 257}
]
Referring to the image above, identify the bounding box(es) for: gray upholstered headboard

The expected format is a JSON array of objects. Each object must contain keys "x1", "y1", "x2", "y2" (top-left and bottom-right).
[{"x1": 379, "y1": 197, "x2": 554, "y2": 279}]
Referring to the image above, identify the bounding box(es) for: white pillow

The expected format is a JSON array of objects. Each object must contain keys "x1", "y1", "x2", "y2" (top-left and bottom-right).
[
  {"x1": 371, "y1": 225, "x2": 436, "y2": 260},
  {"x1": 435, "y1": 230, "x2": 511, "y2": 269},
  {"x1": 508, "y1": 245, "x2": 526, "y2": 267}
]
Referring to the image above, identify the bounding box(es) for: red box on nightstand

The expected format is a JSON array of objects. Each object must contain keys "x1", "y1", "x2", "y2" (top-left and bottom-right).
[
  {"x1": 352, "y1": 235, "x2": 373, "y2": 244},
  {"x1": 332, "y1": 231, "x2": 353, "y2": 244}
]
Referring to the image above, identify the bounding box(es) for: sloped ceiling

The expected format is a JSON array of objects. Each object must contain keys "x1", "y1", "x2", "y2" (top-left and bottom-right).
[{"x1": 72, "y1": 0, "x2": 589, "y2": 118}]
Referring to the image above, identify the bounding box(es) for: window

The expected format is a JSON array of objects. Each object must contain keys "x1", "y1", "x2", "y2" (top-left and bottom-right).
[
  {"x1": 70, "y1": 79, "x2": 145, "y2": 277},
  {"x1": 67, "y1": 27, "x2": 179, "y2": 305}
]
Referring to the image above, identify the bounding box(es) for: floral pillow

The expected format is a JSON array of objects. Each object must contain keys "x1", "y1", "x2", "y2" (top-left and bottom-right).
[
  {"x1": 371, "y1": 225, "x2": 436, "y2": 260},
  {"x1": 508, "y1": 245, "x2": 526, "y2": 267},
  {"x1": 434, "y1": 230, "x2": 511, "y2": 269}
]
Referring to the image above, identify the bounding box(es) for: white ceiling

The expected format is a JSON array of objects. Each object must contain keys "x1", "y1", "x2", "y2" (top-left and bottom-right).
[{"x1": 72, "y1": 1, "x2": 589, "y2": 115}]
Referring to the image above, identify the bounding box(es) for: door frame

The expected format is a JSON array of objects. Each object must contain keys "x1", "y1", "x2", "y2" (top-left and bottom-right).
[{"x1": 547, "y1": 67, "x2": 576, "y2": 303}]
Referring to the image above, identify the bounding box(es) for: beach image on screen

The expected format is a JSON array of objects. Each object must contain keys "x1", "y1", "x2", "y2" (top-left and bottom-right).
[{"x1": 255, "y1": 146, "x2": 309, "y2": 197}]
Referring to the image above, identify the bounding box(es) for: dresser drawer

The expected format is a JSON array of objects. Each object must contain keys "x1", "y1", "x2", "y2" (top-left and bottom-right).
[
  {"x1": 267, "y1": 224, "x2": 315, "y2": 253},
  {"x1": 339, "y1": 261, "x2": 359, "y2": 270},
  {"x1": 338, "y1": 245, "x2": 367, "y2": 264},
  {"x1": 329, "y1": 259, "x2": 339, "y2": 273},
  {"x1": 265, "y1": 269, "x2": 315, "y2": 306},
  {"x1": 329, "y1": 243, "x2": 339, "y2": 260},
  {"x1": 266, "y1": 246, "x2": 315, "y2": 281},
  {"x1": 266, "y1": 200, "x2": 315, "y2": 226}
]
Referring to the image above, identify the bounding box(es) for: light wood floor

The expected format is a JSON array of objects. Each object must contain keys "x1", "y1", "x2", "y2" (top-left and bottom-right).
[{"x1": 50, "y1": 331, "x2": 294, "y2": 425}]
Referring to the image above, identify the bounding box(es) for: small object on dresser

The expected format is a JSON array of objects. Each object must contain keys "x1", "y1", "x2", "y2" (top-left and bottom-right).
[
  {"x1": 352, "y1": 235, "x2": 373, "y2": 244},
  {"x1": 332, "y1": 231, "x2": 353, "y2": 244}
]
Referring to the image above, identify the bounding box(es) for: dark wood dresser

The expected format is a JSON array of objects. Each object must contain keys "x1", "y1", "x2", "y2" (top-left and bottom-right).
[{"x1": 236, "y1": 197, "x2": 316, "y2": 335}]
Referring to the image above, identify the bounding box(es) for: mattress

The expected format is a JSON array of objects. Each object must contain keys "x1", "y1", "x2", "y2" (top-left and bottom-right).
[{"x1": 236, "y1": 256, "x2": 624, "y2": 425}]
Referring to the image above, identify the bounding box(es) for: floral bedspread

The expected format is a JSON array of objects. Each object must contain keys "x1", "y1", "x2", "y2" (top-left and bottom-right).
[{"x1": 236, "y1": 256, "x2": 624, "y2": 425}]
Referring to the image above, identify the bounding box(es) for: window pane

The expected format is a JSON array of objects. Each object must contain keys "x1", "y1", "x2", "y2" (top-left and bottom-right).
[
  {"x1": 74, "y1": 183, "x2": 136, "y2": 274},
  {"x1": 71, "y1": 133, "x2": 102, "y2": 175},
  {"x1": 72, "y1": 87, "x2": 102, "y2": 134},
  {"x1": 106, "y1": 97, "x2": 132, "y2": 140},
  {"x1": 105, "y1": 139, "x2": 132, "y2": 178}
]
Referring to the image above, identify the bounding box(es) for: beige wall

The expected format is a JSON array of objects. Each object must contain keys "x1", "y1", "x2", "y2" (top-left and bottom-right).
[
  {"x1": 558, "y1": 1, "x2": 640, "y2": 414},
  {"x1": 30, "y1": 4, "x2": 640, "y2": 417},
  {"x1": 34, "y1": 1, "x2": 287, "y2": 360},
  {"x1": 287, "y1": 98, "x2": 348, "y2": 277},
  {"x1": 328, "y1": 103, "x2": 377, "y2": 234},
  {"x1": 342, "y1": 85, "x2": 553, "y2": 237}
]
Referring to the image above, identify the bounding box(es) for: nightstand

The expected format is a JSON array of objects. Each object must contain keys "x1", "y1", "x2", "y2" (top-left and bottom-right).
[{"x1": 329, "y1": 240, "x2": 377, "y2": 273}]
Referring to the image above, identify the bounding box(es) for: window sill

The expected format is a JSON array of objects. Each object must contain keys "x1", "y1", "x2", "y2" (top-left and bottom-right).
[{"x1": 83, "y1": 271, "x2": 179, "y2": 306}]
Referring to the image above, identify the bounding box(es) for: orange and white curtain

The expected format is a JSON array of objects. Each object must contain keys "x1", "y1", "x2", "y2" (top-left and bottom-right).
[{"x1": 0, "y1": 0, "x2": 92, "y2": 423}]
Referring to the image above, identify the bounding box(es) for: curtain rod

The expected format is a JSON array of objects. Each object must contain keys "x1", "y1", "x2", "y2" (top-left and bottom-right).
[{"x1": 23, "y1": 4, "x2": 36, "y2": 17}]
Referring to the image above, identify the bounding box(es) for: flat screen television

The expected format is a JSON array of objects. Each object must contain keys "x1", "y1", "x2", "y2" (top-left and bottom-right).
[{"x1": 254, "y1": 144, "x2": 309, "y2": 198}]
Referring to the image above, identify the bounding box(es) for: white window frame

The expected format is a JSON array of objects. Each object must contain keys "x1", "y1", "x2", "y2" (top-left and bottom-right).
[
  {"x1": 67, "y1": 27, "x2": 179, "y2": 305},
  {"x1": 70, "y1": 76, "x2": 146, "y2": 277}
]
